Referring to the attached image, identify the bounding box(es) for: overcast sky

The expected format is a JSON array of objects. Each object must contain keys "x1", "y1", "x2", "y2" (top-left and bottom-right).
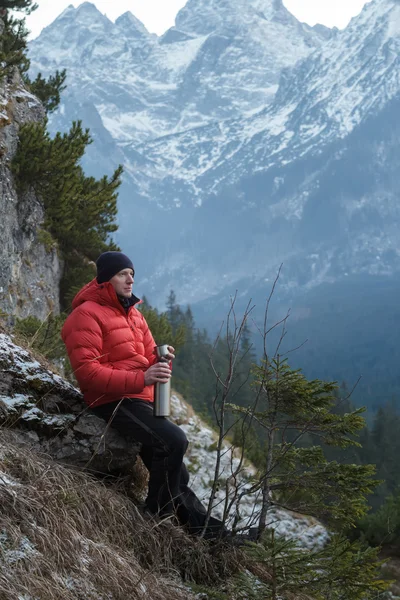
[{"x1": 25, "y1": 0, "x2": 371, "y2": 40}]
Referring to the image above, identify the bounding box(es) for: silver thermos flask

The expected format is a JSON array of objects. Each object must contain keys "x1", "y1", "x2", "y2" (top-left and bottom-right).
[{"x1": 154, "y1": 344, "x2": 171, "y2": 417}]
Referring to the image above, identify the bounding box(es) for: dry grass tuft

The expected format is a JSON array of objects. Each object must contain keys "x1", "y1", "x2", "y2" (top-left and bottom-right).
[
  {"x1": 0, "y1": 432, "x2": 242, "y2": 600},
  {"x1": 103, "y1": 455, "x2": 150, "y2": 505}
]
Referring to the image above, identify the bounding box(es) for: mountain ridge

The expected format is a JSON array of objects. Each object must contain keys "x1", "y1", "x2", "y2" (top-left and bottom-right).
[
  {"x1": 29, "y1": 0, "x2": 328, "y2": 146},
  {"x1": 129, "y1": 0, "x2": 400, "y2": 207}
]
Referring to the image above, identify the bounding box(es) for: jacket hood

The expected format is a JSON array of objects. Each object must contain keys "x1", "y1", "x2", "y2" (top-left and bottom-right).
[{"x1": 71, "y1": 279, "x2": 140, "y2": 311}]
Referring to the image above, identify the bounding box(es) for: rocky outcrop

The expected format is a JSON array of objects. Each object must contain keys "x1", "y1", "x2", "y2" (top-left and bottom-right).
[
  {"x1": 0, "y1": 333, "x2": 140, "y2": 475},
  {"x1": 0, "y1": 51, "x2": 62, "y2": 321}
]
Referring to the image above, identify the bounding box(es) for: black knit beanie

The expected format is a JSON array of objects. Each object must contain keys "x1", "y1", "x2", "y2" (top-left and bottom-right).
[{"x1": 96, "y1": 251, "x2": 134, "y2": 284}]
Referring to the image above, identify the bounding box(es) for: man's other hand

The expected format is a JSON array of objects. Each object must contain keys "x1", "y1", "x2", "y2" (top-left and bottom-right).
[
  {"x1": 144, "y1": 363, "x2": 172, "y2": 386},
  {"x1": 165, "y1": 345, "x2": 175, "y2": 360},
  {"x1": 159, "y1": 345, "x2": 175, "y2": 362}
]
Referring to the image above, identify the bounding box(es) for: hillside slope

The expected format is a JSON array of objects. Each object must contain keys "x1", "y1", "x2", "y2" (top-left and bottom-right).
[{"x1": 0, "y1": 332, "x2": 330, "y2": 599}]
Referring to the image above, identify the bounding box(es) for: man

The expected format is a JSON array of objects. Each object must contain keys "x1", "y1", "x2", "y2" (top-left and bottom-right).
[{"x1": 61, "y1": 251, "x2": 224, "y2": 538}]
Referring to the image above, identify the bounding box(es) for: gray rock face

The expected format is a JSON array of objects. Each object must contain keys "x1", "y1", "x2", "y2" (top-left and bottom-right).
[
  {"x1": 0, "y1": 333, "x2": 140, "y2": 475},
  {"x1": 0, "y1": 64, "x2": 62, "y2": 321}
]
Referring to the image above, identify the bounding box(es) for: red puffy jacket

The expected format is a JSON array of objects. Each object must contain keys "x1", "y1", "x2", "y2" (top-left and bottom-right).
[{"x1": 61, "y1": 279, "x2": 157, "y2": 408}]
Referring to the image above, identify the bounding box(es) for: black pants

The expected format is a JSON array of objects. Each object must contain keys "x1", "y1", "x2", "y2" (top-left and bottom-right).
[{"x1": 91, "y1": 398, "x2": 223, "y2": 536}]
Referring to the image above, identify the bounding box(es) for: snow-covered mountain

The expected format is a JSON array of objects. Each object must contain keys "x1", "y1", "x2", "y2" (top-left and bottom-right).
[
  {"x1": 27, "y1": 0, "x2": 336, "y2": 298},
  {"x1": 28, "y1": 0, "x2": 400, "y2": 391},
  {"x1": 148, "y1": 0, "x2": 400, "y2": 200},
  {"x1": 29, "y1": 0, "x2": 328, "y2": 146},
  {"x1": 121, "y1": 0, "x2": 400, "y2": 301}
]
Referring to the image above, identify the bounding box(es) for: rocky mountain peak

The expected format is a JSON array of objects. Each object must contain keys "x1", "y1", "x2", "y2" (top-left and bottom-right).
[
  {"x1": 338, "y1": 0, "x2": 399, "y2": 44},
  {"x1": 29, "y1": 0, "x2": 330, "y2": 147},
  {"x1": 46, "y1": 2, "x2": 112, "y2": 38},
  {"x1": 75, "y1": 2, "x2": 101, "y2": 13},
  {"x1": 273, "y1": 0, "x2": 400, "y2": 142},
  {"x1": 57, "y1": 1, "x2": 111, "y2": 27},
  {"x1": 174, "y1": 0, "x2": 303, "y2": 36},
  {"x1": 311, "y1": 23, "x2": 338, "y2": 40},
  {"x1": 29, "y1": 2, "x2": 117, "y2": 66},
  {"x1": 115, "y1": 11, "x2": 152, "y2": 38}
]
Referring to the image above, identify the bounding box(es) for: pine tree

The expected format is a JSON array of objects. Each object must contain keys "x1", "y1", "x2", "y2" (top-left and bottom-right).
[
  {"x1": 309, "y1": 386, "x2": 363, "y2": 465},
  {"x1": 26, "y1": 69, "x2": 67, "y2": 113},
  {"x1": 175, "y1": 306, "x2": 195, "y2": 372},
  {"x1": 0, "y1": 11, "x2": 31, "y2": 76},
  {"x1": 356, "y1": 489, "x2": 400, "y2": 552},
  {"x1": 201, "y1": 352, "x2": 387, "y2": 598},
  {"x1": 367, "y1": 402, "x2": 400, "y2": 508},
  {"x1": 139, "y1": 303, "x2": 186, "y2": 352},
  {"x1": 0, "y1": 4, "x2": 66, "y2": 114},
  {"x1": 0, "y1": 1, "x2": 37, "y2": 12},
  {"x1": 0, "y1": 3, "x2": 36, "y2": 78},
  {"x1": 166, "y1": 289, "x2": 183, "y2": 334},
  {"x1": 229, "y1": 357, "x2": 378, "y2": 536},
  {"x1": 12, "y1": 120, "x2": 123, "y2": 308},
  {"x1": 240, "y1": 320, "x2": 255, "y2": 357},
  {"x1": 234, "y1": 531, "x2": 387, "y2": 600}
]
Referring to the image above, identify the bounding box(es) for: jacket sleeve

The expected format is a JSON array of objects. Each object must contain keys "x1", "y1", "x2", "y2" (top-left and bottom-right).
[{"x1": 62, "y1": 309, "x2": 146, "y2": 397}]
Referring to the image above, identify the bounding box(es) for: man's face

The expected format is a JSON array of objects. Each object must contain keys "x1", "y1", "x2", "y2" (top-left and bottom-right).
[{"x1": 109, "y1": 268, "x2": 134, "y2": 298}]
